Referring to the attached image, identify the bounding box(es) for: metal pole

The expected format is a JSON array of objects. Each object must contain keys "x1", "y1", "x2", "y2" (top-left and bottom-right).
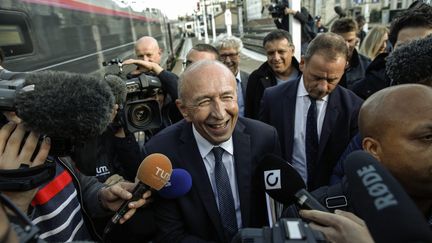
[
  {"x1": 289, "y1": 0, "x2": 301, "y2": 60},
  {"x1": 225, "y1": 0, "x2": 232, "y2": 36},
  {"x1": 237, "y1": 0, "x2": 244, "y2": 37},
  {"x1": 211, "y1": 0, "x2": 217, "y2": 42},
  {"x1": 202, "y1": 0, "x2": 209, "y2": 43}
]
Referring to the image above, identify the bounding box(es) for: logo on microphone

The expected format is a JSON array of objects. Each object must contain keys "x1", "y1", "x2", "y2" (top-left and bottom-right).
[{"x1": 264, "y1": 170, "x2": 281, "y2": 190}]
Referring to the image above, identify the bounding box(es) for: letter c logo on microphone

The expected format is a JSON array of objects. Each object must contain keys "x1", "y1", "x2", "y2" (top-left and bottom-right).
[{"x1": 264, "y1": 170, "x2": 281, "y2": 190}]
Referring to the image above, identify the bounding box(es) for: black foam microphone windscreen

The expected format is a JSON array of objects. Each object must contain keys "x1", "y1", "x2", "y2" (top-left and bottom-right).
[
  {"x1": 15, "y1": 71, "x2": 114, "y2": 142},
  {"x1": 386, "y1": 34, "x2": 432, "y2": 86},
  {"x1": 343, "y1": 151, "x2": 432, "y2": 243},
  {"x1": 104, "y1": 74, "x2": 126, "y2": 105},
  {"x1": 256, "y1": 154, "x2": 328, "y2": 212}
]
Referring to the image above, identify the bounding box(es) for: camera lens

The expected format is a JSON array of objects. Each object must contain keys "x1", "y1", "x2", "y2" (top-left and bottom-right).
[{"x1": 129, "y1": 103, "x2": 152, "y2": 128}]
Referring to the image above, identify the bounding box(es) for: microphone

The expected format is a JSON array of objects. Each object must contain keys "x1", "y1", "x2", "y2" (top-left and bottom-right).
[
  {"x1": 104, "y1": 74, "x2": 127, "y2": 106},
  {"x1": 158, "y1": 168, "x2": 192, "y2": 199},
  {"x1": 334, "y1": 6, "x2": 346, "y2": 18},
  {"x1": 257, "y1": 154, "x2": 328, "y2": 212},
  {"x1": 343, "y1": 151, "x2": 432, "y2": 243},
  {"x1": 104, "y1": 153, "x2": 173, "y2": 235},
  {"x1": 12, "y1": 70, "x2": 115, "y2": 142},
  {"x1": 386, "y1": 34, "x2": 432, "y2": 86}
]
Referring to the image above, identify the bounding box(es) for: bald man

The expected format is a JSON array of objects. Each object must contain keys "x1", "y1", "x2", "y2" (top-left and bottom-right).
[
  {"x1": 183, "y1": 43, "x2": 219, "y2": 70},
  {"x1": 144, "y1": 60, "x2": 281, "y2": 242},
  {"x1": 358, "y1": 84, "x2": 432, "y2": 217},
  {"x1": 301, "y1": 84, "x2": 432, "y2": 242},
  {"x1": 123, "y1": 36, "x2": 182, "y2": 128}
]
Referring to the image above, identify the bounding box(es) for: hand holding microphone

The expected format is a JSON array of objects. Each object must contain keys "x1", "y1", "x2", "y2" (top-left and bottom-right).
[{"x1": 103, "y1": 153, "x2": 173, "y2": 235}]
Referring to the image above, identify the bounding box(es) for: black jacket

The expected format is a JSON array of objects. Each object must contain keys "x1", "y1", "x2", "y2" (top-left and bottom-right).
[
  {"x1": 339, "y1": 49, "x2": 371, "y2": 90},
  {"x1": 352, "y1": 53, "x2": 391, "y2": 100},
  {"x1": 245, "y1": 58, "x2": 301, "y2": 119}
]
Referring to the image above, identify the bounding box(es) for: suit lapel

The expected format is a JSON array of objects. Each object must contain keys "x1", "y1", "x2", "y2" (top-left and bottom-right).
[
  {"x1": 283, "y1": 80, "x2": 300, "y2": 161},
  {"x1": 318, "y1": 89, "x2": 340, "y2": 159},
  {"x1": 178, "y1": 123, "x2": 225, "y2": 239},
  {"x1": 232, "y1": 119, "x2": 252, "y2": 227},
  {"x1": 240, "y1": 71, "x2": 249, "y2": 98}
]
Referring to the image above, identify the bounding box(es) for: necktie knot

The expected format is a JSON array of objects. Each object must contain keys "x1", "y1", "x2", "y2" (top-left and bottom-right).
[{"x1": 212, "y1": 147, "x2": 224, "y2": 163}]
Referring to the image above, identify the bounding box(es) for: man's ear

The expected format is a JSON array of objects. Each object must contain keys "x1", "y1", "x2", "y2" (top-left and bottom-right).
[
  {"x1": 299, "y1": 56, "x2": 305, "y2": 72},
  {"x1": 362, "y1": 137, "x2": 382, "y2": 161},
  {"x1": 175, "y1": 99, "x2": 191, "y2": 122}
]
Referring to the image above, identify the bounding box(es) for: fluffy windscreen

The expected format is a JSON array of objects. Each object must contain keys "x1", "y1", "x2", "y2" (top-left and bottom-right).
[{"x1": 16, "y1": 70, "x2": 114, "y2": 142}]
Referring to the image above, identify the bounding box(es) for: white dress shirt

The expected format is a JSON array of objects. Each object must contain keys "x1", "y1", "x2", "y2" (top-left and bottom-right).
[
  {"x1": 291, "y1": 76, "x2": 328, "y2": 184},
  {"x1": 192, "y1": 125, "x2": 242, "y2": 228}
]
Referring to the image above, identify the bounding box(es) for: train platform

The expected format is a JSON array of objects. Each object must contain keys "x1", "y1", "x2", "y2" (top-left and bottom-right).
[{"x1": 171, "y1": 36, "x2": 267, "y2": 76}]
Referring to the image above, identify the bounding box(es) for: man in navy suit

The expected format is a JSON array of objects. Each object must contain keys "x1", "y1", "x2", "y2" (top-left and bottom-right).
[
  {"x1": 145, "y1": 60, "x2": 281, "y2": 242},
  {"x1": 260, "y1": 33, "x2": 362, "y2": 190}
]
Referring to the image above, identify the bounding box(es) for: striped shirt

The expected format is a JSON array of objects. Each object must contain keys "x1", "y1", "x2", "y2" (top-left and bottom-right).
[{"x1": 31, "y1": 160, "x2": 91, "y2": 242}]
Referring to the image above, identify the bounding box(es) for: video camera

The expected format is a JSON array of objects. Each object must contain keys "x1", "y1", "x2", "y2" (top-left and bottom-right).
[
  {"x1": 233, "y1": 218, "x2": 326, "y2": 243},
  {"x1": 268, "y1": 0, "x2": 289, "y2": 18},
  {"x1": 103, "y1": 58, "x2": 163, "y2": 133}
]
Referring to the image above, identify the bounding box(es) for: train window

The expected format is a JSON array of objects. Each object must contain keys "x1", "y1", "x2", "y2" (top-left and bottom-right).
[{"x1": 0, "y1": 10, "x2": 33, "y2": 57}]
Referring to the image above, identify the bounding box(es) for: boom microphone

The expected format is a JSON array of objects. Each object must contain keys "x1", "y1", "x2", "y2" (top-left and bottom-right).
[
  {"x1": 158, "y1": 168, "x2": 192, "y2": 199},
  {"x1": 11, "y1": 71, "x2": 114, "y2": 142},
  {"x1": 104, "y1": 153, "x2": 173, "y2": 235},
  {"x1": 257, "y1": 154, "x2": 328, "y2": 212},
  {"x1": 344, "y1": 151, "x2": 432, "y2": 243}
]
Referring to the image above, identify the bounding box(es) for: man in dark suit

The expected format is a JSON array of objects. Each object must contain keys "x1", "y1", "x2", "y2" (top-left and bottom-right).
[
  {"x1": 215, "y1": 34, "x2": 249, "y2": 117},
  {"x1": 245, "y1": 29, "x2": 301, "y2": 119},
  {"x1": 260, "y1": 33, "x2": 363, "y2": 190},
  {"x1": 145, "y1": 60, "x2": 281, "y2": 242}
]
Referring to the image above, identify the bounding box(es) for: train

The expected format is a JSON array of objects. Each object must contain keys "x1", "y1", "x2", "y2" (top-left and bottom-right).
[{"x1": 0, "y1": 0, "x2": 183, "y2": 76}]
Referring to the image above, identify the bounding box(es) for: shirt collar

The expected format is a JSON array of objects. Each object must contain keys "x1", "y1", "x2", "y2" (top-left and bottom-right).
[
  {"x1": 297, "y1": 76, "x2": 329, "y2": 102},
  {"x1": 235, "y1": 72, "x2": 241, "y2": 83},
  {"x1": 192, "y1": 124, "x2": 234, "y2": 159}
]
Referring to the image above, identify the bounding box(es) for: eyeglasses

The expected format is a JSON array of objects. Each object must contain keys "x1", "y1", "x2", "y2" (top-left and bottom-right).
[{"x1": 219, "y1": 52, "x2": 239, "y2": 60}]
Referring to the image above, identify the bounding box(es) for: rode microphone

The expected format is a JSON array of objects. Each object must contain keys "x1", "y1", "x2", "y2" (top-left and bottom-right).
[
  {"x1": 158, "y1": 168, "x2": 192, "y2": 199},
  {"x1": 257, "y1": 154, "x2": 328, "y2": 212},
  {"x1": 344, "y1": 151, "x2": 432, "y2": 243},
  {"x1": 104, "y1": 153, "x2": 173, "y2": 235}
]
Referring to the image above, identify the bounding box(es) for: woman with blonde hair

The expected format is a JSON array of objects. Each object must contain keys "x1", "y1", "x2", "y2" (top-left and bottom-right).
[{"x1": 359, "y1": 25, "x2": 389, "y2": 60}]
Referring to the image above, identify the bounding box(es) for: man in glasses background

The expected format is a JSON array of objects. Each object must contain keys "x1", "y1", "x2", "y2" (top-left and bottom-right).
[{"x1": 215, "y1": 35, "x2": 249, "y2": 117}]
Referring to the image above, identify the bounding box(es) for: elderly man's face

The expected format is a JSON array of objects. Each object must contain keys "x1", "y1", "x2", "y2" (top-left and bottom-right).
[
  {"x1": 219, "y1": 47, "x2": 240, "y2": 75},
  {"x1": 372, "y1": 89, "x2": 432, "y2": 198},
  {"x1": 177, "y1": 63, "x2": 238, "y2": 145},
  {"x1": 300, "y1": 53, "x2": 346, "y2": 99}
]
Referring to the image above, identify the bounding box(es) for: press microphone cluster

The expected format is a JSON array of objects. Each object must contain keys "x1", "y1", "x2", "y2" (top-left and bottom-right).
[
  {"x1": 103, "y1": 153, "x2": 173, "y2": 235},
  {"x1": 257, "y1": 154, "x2": 328, "y2": 212},
  {"x1": 343, "y1": 151, "x2": 432, "y2": 243}
]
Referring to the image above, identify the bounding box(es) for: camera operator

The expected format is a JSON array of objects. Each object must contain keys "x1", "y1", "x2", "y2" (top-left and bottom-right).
[
  {"x1": 123, "y1": 36, "x2": 182, "y2": 132},
  {"x1": 272, "y1": 3, "x2": 316, "y2": 54},
  {"x1": 72, "y1": 75, "x2": 141, "y2": 183}
]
